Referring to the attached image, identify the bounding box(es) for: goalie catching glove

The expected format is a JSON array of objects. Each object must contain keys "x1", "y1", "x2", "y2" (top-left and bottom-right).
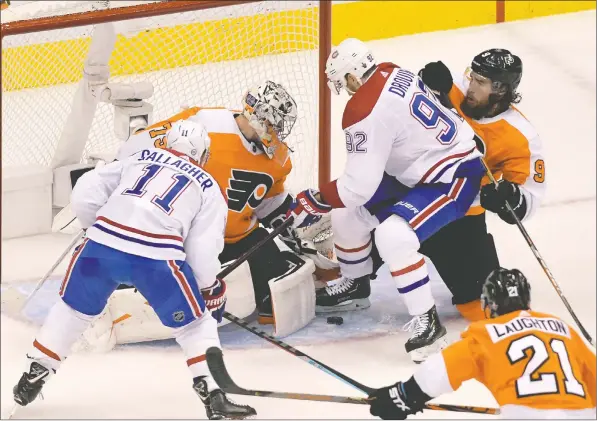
[
  {"x1": 286, "y1": 189, "x2": 331, "y2": 229},
  {"x1": 201, "y1": 279, "x2": 227, "y2": 323}
]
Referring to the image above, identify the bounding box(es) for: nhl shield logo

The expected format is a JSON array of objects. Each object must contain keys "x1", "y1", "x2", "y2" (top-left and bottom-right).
[{"x1": 173, "y1": 311, "x2": 185, "y2": 323}]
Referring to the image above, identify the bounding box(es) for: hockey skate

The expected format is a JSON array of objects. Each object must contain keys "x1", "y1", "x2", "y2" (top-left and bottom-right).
[
  {"x1": 403, "y1": 305, "x2": 447, "y2": 363},
  {"x1": 13, "y1": 360, "x2": 53, "y2": 407},
  {"x1": 315, "y1": 275, "x2": 371, "y2": 314},
  {"x1": 193, "y1": 376, "x2": 256, "y2": 420}
]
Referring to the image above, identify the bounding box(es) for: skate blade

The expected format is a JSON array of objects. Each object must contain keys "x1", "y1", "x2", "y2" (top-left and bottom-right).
[
  {"x1": 409, "y1": 336, "x2": 448, "y2": 364},
  {"x1": 211, "y1": 411, "x2": 256, "y2": 420},
  {"x1": 315, "y1": 298, "x2": 371, "y2": 314},
  {"x1": 3, "y1": 403, "x2": 20, "y2": 419}
]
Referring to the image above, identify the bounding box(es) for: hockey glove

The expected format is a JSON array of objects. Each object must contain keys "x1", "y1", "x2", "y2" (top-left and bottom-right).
[
  {"x1": 369, "y1": 378, "x2": 428, "y2": 420},
  {"x1": 286, "y1": 189, "x2": 331, "y2": 229},
  {"x1": 480, "y1": 179, "x2": 527, "y2": 224},
  {"x1": 418, "y1": 61, "x2": 453, "y2": 95},
  {"x1": 201, "y1": 278, "x2": 227, "y2": 323}
]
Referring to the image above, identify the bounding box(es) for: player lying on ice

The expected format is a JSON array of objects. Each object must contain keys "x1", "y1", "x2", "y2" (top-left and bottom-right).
[
  {"x1": 115, "y1": 80, "x2": 336, "y2": 337},
  {"x1": 367, "y1": 268, "x2": 596, "y2": 420},
  {"x1": 11, "y1": 121, "x2": 256, "y2": 419},
  {"x1": 416, "y1": 48, "x2": 546, "y2": 322},
  {"x1": 287, "y1": 38, "x2": 486, "y2": 362}
]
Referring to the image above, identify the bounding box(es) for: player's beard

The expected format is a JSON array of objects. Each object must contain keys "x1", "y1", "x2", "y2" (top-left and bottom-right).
[{"x1": 460, "y1": 97, "x2": 493, "y2": 120}]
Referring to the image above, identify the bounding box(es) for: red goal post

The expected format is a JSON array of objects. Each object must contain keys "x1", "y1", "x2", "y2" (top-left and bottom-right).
[{"x1": 1, "y1": 0, "x2": 332, "y2": 193}]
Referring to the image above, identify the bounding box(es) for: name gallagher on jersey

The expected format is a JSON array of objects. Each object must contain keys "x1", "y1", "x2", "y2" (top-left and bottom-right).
[{"x1": 138, "y1": 149, "x2": 214, "y2": 191}]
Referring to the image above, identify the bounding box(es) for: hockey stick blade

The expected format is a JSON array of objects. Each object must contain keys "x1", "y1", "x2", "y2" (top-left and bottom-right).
[
  {"x1": 206, "y1": 348, "x2": 499, "y2": 415},
  {"x1": 206, "y1": 347, "x2": 369, "y2": 405}
]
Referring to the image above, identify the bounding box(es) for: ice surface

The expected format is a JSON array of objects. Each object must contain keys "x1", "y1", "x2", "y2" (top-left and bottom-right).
[{"x1": 1, "y1": 10, "x2": 595, "y2": 419}]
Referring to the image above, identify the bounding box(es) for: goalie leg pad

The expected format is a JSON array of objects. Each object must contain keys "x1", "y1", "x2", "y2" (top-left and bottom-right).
[{"x1": 268, "y1": 251, "x2": 316, "y2": 337}]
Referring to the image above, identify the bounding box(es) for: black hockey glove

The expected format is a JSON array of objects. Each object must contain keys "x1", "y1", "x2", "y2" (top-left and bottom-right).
[
  {"x1": 480, "y1": 179, "x2": 527, "y2": 225},
  {"x1": 259, "y1": 194, "x2": 303, "y2": 254},
  {"x1": 368, "y1": 379, "x2": 428, "y2": 420},
  {"x1": 271, "y1": 216, "x2": 303, "y2": 254},
  {"x1": 418, "y1": 61, "x2": 453, "y2": 95}
]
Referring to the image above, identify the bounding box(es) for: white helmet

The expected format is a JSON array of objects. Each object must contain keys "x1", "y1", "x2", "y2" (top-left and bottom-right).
[
  {"x1": 166, "y1": 119, "x2": 211, "y2": 166},
  {"x1": 241, "y1": 80, "x2": 297, "y2": 159},
  {"x1": 326, "y1": 38, "x2": 376, "y2": 95}
]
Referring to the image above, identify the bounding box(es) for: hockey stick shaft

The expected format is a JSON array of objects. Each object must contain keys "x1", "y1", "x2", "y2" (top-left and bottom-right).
[
  {"x1": 22, "y1": 231, "x2": 85, "y2": 310},
  {"x1": 207, "y1": 347, "x2": 368, "y2": 404},
  {"x1": 217, "y1": 218, "x2": 293, "y2": 280},
  {"x1": 222, "y1": 310, "x2": 372, "y2": 393},
  {"x1": 206, "y1": 347, "x2": 499, "y2": 415},
  {"x1": 213, "y1": 219, "x2": 499, "y2": 414},
  {"x1": 481, "y1": 158, "x2": 594, "y2": 345}
]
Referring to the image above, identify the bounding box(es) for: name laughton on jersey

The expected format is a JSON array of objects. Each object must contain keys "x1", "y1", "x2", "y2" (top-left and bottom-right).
[
  {"x1": 138, "y1": 149, "x2": 214, "y2": 191},
  {"x1": 486, "y1": 315, "x2": 571, "y2": 343}
]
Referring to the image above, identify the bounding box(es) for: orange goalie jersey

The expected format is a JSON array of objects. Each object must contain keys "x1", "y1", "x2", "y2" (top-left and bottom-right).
[
  {"x1": 119, "y1": 107, "x2": 292, "y2": 244},
  {"x1": 415, "y1": 310, "x2": 596, "y2": 418},
  {"x1": 448, "y1": 68, "x2": 546, "y2": 220}
]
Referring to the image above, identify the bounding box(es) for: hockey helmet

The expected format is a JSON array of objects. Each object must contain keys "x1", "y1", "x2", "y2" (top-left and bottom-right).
[
  {"x1": 481, "y1": 268, "x2": 531, "y2": 318},
  {"x1": 166, "y1": 119, "x2": 211, "y2": 166},
  {"x1": 326, "y1": 38, "x2": 376, "y2": 95},
  {"x1": 471, "y1": 48, "x2": 523, "y2": 95}
]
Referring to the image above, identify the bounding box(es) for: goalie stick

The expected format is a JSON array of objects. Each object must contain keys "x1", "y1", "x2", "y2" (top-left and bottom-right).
[
  {"x1": 206, "y1": 347, "x2": 500, "y2": 415},
  {"x1": 480, "y1": 157, "x2": 594, "y2": 346}
]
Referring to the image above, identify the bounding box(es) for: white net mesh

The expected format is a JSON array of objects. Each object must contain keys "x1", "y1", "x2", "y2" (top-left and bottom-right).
[{"x1": 2, "y1": 0, "x2": 323, "y2": 193}]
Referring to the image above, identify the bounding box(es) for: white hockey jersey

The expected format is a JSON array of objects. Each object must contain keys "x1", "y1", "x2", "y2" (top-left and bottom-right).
[
  {"x1": 71, "y1": 148, "x2": 228, "y2": 289},
  {"x1": 117, "y1": 107, "x2": 293, "y2": 244},
  {"x1": 320, "y1": 62, "x2": 482, "y2": 209}
]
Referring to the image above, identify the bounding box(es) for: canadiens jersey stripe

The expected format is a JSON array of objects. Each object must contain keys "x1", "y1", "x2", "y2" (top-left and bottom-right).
[
  {"x1": 91, "y1": 223, "x2": 185, "y2": 252},
  {"x1": 96, "y1": 216, "x2": 183, "y2": 242},
  {"x1": 419, "y1": 147, "x2": 476, "y2": 184}
]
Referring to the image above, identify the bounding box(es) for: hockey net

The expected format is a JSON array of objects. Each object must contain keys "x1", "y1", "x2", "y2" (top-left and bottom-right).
[{"x1": 1, "y1": 0, "x2": 332, "y2": 194}]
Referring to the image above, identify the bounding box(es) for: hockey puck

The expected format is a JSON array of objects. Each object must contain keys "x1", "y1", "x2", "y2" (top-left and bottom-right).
[{"x1": 327, "y1": 316, "x2": 344, "y2": 325}]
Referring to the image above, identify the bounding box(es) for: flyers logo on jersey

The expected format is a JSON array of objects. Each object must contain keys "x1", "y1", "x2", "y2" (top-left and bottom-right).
[{"x1": 227, "y1": 169, "x2": 274, "y2": 212}]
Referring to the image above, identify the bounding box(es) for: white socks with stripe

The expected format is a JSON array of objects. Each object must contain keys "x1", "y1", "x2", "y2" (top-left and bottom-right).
[
  {"x1": 29, "y1": 299, "x2": 96, "y2": 372},
  {"x1": 375, "y1": 216, "x2": 434, "y2": 316},
  {"x1": 331, "y1": 208, "x2": 378, "y2": 279},
  {"x1": 174, "y1": 314, "x2": 221, "y2": 391}
]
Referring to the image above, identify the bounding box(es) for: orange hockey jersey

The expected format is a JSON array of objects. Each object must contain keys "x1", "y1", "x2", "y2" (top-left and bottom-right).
[
  {"x1": 414, "y1": 310, "x2": 596, "y2": 418},
  {"x1": 448, "y1": 68, "x2": 546, "y2": 220},
  {"x1": 119, "y1": 107, "x2": 292, "y2": 244}
]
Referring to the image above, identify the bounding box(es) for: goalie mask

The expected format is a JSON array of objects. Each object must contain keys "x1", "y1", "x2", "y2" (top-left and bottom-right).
[
  {"x1": 241, "y1": 81, "x2": 297, "y2": 161},
  {"x1": 166, "y1": 120, "x2": 211, "y2": 166}
]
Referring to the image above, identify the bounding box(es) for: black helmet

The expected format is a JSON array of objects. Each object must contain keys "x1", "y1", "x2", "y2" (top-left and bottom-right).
[
  {"x1": 471, "y1": 48, "x2": 523, "y2": 94},
  {"x1": 481, "y1": 268, "x2": 531, "y2": 318}
]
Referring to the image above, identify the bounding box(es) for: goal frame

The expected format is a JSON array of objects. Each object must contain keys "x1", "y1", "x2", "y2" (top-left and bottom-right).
[{"x1": 0, "y1": 0, "x2": 332, "y2": 188}]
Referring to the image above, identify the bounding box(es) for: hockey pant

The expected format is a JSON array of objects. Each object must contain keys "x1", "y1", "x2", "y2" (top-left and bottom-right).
[
  {"x1": 419, "y1": 212, "x2": 500, "y2": 320},
  {"x1": 27, "y1": 239, "x2": 221, "y2": 390},
  {"x1": 332, "y1": 158, "x2": 484, "y2": 316}
]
